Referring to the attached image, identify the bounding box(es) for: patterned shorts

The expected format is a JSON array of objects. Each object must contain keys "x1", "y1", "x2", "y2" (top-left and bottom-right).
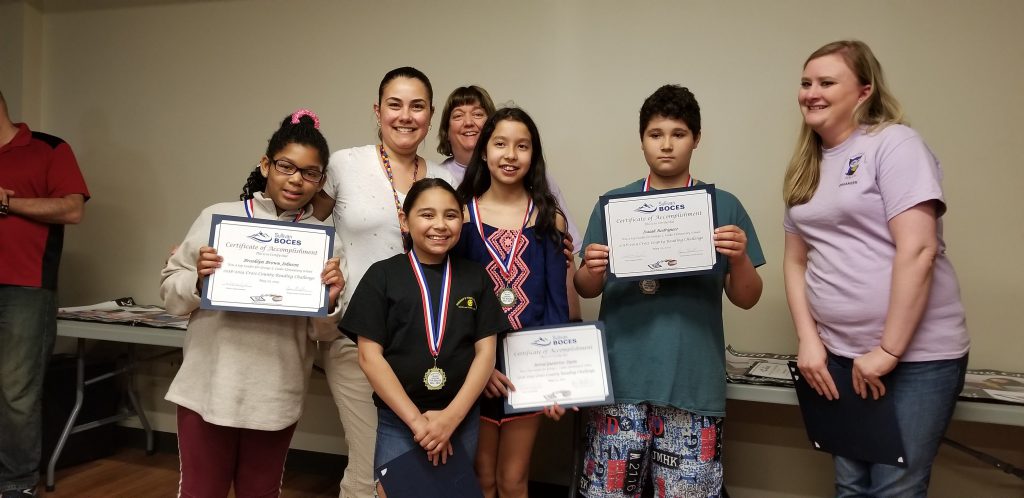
[{"x1": 576, "y1": 403, "x2": 723, "y2": 498}]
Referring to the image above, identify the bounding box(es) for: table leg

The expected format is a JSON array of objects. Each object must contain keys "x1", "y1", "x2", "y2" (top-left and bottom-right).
[
  {"x1": 45, "y1": 338, "x2": 86, "y2": 492},
  {"x1": 125, "y1": 344, "x2": 155, "y2": 454}
]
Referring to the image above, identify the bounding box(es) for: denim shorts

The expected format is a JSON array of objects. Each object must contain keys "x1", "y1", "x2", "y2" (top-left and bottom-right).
[{"x1": 373, "y1": 405, "x2": 481, "y2": 469}]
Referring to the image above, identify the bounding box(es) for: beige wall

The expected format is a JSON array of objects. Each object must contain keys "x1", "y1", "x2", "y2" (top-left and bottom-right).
[{"x1": 10, "y1": 0, "x2": 1023, "y2": 495}]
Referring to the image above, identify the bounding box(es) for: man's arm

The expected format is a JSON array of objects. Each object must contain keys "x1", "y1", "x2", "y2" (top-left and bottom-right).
[{"x1": 5, "y1": 192, "x2": 86, "y2": 224}]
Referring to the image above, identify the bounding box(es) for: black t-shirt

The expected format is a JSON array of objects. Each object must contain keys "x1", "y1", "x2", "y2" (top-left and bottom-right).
[{"x1": 341, "y1": 253, "x2": 510, "y2": 411}]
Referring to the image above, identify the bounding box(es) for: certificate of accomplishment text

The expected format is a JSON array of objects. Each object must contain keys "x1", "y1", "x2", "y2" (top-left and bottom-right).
[
  {"x1": 201, "y1": 215, "x2": 334, "y2": 317},
  {"x1": 602, "y1": 184, "x2": 718, "y2": 280},
  {"x1": 502, "y1": 322, "x2": 613, "y2": 413}
]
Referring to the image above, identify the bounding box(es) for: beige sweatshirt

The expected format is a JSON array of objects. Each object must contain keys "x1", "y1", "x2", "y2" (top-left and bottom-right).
[{"x1": 161, "y1": 193, "x2": 341, "y2": 430}]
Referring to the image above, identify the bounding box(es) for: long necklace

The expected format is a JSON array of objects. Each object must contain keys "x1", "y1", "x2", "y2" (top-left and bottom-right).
[{"x1": 379, "y1": 144, "x2": 419, "y2": 230}]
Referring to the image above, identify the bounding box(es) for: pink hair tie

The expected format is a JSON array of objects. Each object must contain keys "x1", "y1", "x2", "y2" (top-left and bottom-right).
[{"x1": 291, "y1": 108, "x2": 321, "y2": 129}]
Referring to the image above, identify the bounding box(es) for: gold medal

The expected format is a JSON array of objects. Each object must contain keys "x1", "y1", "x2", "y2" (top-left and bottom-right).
[
  {"x1": 498, "y1": 287, "x2": 517, "y2": 307},
  {"x1": 639, "y1": 279, "x2": 659, "y2": 295},
  {"x1": 424, "y1": 366, "x2": 447, "y2": 390}
]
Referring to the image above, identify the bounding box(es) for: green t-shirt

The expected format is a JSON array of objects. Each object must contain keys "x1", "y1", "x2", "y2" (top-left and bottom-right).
[{"x1": 580, "y1": 180, "x2": 765, "y2": 416}]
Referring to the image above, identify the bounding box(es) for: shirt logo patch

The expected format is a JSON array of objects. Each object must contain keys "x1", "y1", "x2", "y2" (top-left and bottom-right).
[
  {"x1": 456, "y1": 297, "x2": 477, "y2": 310},
  {"x1": 845, "y1": 153, "x2": 864, "y2": 176},
  {"x1": 840, "y1": 153, "x2": 864, "y2": 187}
]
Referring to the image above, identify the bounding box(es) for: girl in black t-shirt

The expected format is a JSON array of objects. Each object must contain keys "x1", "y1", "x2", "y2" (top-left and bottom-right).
[{"x1": 341, "y1": 178, "x2": 509, "y2": 497}]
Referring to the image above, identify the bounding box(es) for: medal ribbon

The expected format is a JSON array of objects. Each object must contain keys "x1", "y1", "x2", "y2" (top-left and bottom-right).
[
  {"x1": 244, "y1": 197, "x2": 302, "y2": 221},
  {"x1": 407, "y1": 251, "x2": 452, "y2": 358},
  {"x1": 469, "y1": 197, "x2": 534, "y2": 280},
  {"x1": 642, "y1": 174, "x2": 695, "y2": 191}
]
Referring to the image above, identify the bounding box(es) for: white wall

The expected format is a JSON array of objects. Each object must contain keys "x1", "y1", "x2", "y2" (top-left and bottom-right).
[{"x1": 9, "y1": 0, "x2": 1022, "y2": 495}]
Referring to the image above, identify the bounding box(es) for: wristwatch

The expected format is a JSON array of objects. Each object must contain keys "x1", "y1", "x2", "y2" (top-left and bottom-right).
[{"x1": 0, "y1": 202, "x2": 8, "y2": 216}]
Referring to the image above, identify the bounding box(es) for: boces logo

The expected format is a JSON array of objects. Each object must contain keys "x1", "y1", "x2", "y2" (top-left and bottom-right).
[
  {"x1": 635, "y1": 201, "x2": 686, "y2": 214},
  {"x1": 456, "y1": 297, "x2": 477, "y2": 310},
  {"x1": 531, "y1": 335, "x2": 577, "y2": 347},
  {"x1": 246, "y1": 231, "x2": 302, "y2": 246},
  {"x1": 248, "y1": 231, "x2": 272, "y2": 243},
  {"x1": 845, "y1": 153, "x2": 864, "y2": 176}
]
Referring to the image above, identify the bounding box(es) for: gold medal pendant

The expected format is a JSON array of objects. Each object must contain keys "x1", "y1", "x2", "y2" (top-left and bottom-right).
[
  {"x1": 639, "y1": 279, "x2": 659, "y2": 295},
  {"x1": 424, "y1": 366, "x2": 447, "y2": 390},
  {"x1": 498, "y1": 287, "x2": 517, "y2": 307}
]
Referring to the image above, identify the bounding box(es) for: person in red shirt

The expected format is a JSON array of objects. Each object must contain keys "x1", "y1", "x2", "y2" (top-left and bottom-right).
[{"x1": 0, "y1": 89, "x2": 89, "y2": 498}]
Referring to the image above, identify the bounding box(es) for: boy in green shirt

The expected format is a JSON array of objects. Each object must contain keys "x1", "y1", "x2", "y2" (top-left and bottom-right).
[{"x1": 574, "y1": 85, "x2": 765, "y2": 497}]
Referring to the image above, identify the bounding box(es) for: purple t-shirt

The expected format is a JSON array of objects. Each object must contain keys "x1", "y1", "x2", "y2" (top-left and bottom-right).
[{"x1": 784, "y1": 125, "x2": 969, "y2": 362}]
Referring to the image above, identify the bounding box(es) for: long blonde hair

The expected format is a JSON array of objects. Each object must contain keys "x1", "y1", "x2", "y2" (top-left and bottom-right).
[{"x1": 784, "y1": 40, "x2": 905, "y2": 206}]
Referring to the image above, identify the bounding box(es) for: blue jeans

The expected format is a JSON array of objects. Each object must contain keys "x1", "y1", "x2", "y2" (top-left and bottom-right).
[
  {"x1": 831, "y1": 353, "x2": 968, "y2": 498},
  {"x1": 373, "y1": 405, "x2": 480, "y2": 470},
  {"x1": 0, "y1": 286, "x2": 57, "y2": 492}
]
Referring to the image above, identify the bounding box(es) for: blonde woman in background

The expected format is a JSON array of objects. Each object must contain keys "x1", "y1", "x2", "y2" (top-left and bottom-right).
[{"x1": 783, "y1": 40, "x2": 969, "y2": 497}]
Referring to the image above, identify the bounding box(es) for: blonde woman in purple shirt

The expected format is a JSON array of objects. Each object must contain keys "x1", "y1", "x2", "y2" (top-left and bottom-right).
[{"x1": 783, "y1": 40, "x2": 969, "y2": 498}]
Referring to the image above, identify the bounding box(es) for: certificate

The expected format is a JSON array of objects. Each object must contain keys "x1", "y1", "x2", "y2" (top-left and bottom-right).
[
  {"x1": 501, "y1": 322, "x2": 613, "y2": 413},
  {"x1": 200, "y1": 215, "x2": 335, "y2": 317},
  {"x1": 602, "y1": 184, "x2": 719, "y2": 280}
]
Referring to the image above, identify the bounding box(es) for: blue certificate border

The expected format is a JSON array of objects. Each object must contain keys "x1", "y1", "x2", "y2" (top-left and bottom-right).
[
  {"x1": 600, "y1": 183, "x2": 720, "y2": 282},
  {"x1": 499, "y1": 321, "x2": 614, "y2": 414},
  {"x1": 200, "y1": 214, "x2": 335, "y2": 317}
]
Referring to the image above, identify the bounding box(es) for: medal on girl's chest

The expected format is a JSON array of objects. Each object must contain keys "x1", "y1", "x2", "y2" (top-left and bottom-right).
[
  {"x1": 470, "y1": 197, "x2": 533, "y2": 309},
  {"x1": 637, "y1": 174, "x2": 694, "y2": 296},
  {"x1": 498, "y1": 287, "x2": 517, "y2": 307},
  {"x1": 423, "y1": 363, "x2": 447, "y2": 390},
  {"x1": 407, "y1": 250, "x2": 452, "y2": 391}
]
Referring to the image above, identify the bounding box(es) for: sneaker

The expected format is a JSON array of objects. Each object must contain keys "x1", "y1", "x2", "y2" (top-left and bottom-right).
[{"x1": 0, "y1": 488, "x2": 36, "y2": 498}]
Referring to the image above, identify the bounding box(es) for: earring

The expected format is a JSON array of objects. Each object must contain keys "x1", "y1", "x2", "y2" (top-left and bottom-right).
[{"x1": 377, "y1": 121, "x2": 381, "y2": 128}]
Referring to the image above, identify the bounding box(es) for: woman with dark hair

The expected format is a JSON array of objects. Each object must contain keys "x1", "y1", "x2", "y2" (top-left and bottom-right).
[
  {"x1": 783, "y1": 40, "x2": 969, "y2": 497},
  {"x1": 311, "y1": 67, "x2": 455, "y2": 497}
]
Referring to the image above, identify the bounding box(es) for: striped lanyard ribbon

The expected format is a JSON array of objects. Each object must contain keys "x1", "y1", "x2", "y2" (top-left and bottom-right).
[
  {"x1": 407, "y1": 251, "x2": 452, "y2": 358},
  {"x1": 469, "y1": 197, "x2": 534, "y2": 280}
]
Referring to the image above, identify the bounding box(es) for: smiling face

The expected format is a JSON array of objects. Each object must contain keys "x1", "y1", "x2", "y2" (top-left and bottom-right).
[
  {"x1": 484, "y1": 119, "x2": 533, "y2": 188},
  {"x1": 374, "y1": 76, "x2": 433, "y2": 155},
  {"x1": 800, "y1": 53, "x2": 872, "y2": 147},
  {"x1": 448, "y1": 102, "x2": 488, "y2": 163},
  {"x1": 399, "y1": 186, "x2": 463, "y2": 264},
  {"x1": 259, "y1": 143, "x2": 324, "y2": 215},
  {"x1": 641, "y1": 116, "x2": 700, "y2": 185}
]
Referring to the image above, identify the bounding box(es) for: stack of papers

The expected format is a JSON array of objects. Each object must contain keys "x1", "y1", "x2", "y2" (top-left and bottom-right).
[
  {"x1": 726, "y1": 345, "x2": 796, "y2": 387},
  {"x1": 726, "y1": 345, "x2": 1024, "y2": 406},
  {"x1": 58, "y1": 297, "x2": 188, "y2": 330}
]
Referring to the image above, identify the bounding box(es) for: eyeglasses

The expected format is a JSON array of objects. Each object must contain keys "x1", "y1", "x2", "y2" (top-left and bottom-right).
[{"x1": 270, "y1": 158, "x2": 324, "y2": 183}]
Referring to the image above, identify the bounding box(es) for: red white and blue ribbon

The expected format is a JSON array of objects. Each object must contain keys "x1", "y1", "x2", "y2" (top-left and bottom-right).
[
  {"x1": 642, "y1": 174, "x2": 695, "y2": 192},
  {"x1": 245, "y1": 197, "x2": 302, "y2": 221},
  {"x1": 407, "y1": 251, "x2": 452, "y2": 358},
  {"x1": 469, "y1": 197, "x2": 534, "y2": 279}
]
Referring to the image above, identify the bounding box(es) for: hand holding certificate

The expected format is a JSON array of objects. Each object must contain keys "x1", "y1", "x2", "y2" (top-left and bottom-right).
[
  {"x1": 501, "y1": 322, "x2": 613, "y2": 413},
  {"x1": 602, "y1": 184, "x2": 719, "y2": 280},
  {"x1": 200, "y1": 215, "x2": 335, "y2": 317}
]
